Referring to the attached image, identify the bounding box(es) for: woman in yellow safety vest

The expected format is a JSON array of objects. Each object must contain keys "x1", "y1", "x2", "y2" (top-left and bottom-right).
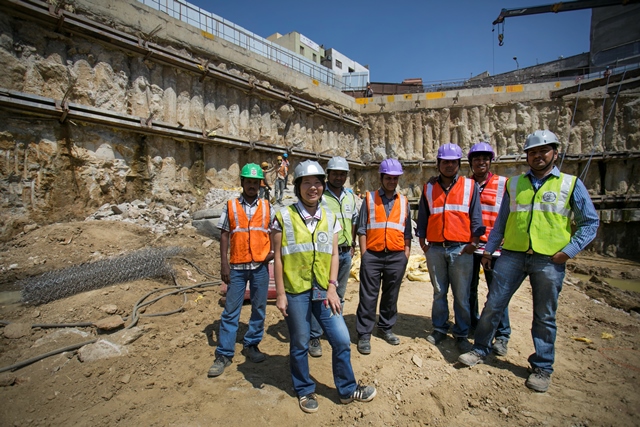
[{"x1": 272, "y1": 160, "x2": 376, "y2": 414}]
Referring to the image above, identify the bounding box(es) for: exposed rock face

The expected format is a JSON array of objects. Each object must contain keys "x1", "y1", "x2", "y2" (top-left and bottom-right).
[{"x1": 0, "y1": 0, "x2": 638, "y2": 259}]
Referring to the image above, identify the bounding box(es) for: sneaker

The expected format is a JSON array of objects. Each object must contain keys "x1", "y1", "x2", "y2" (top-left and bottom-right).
[
  {"x1": 357, "y1": 338, "x2": 371, "y2": 355},
  {"x1": 242, "y1": 345, "x2": 267, "y2": 363},
  {"x1": 298, "y1": 393, "x2": 319, "y2": 413},
  {"x1": 526, "y1": 367, "x2": 551, "y2": 392},
  {"x1": 492, "y1": 338, "x2": 509, "y2": 356},
  {"x1": 376, "y1": 329, "x2": 400, "y2": 345},
  {"x1": 207, "y1": 354, "x2": 232, "y2": 377},
  {"x1": 340, "y1": 383, "x2": 377, "y2": 404},
  {"x1": 309, "y1": 338, "x2": 323, "y2": 358},
  {"x1": 456, "y1": 337, "x2": 473, "y2": 354},
  {"x1": 458, "y1": 350, "x2": 486, "y2": 367},
  {"x1": 426, "y1": 330, "x2": 447, "y2": 345}
]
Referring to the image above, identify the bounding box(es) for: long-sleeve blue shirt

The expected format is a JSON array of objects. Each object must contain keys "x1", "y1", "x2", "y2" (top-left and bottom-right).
[
  {"x1": 415, "y1": 175, "x2": 486, "y2": 240},
  {"x1": 485, "y1": 166, "x2": 599, "y2": 258}
]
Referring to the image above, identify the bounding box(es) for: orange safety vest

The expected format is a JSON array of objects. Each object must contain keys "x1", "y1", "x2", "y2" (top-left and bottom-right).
[
  {"x1": 424, "y1": 177, "x2": 474, "y2": 243},
  {"x1": 477, "y1": 174, "x2": 507, "y2": 242},
  {"x1": 227, "y1": 198, "x2": 271, "y2": 264},
  {"x1": 365, "y1": 191, "x2": 408, "y2": 252}
]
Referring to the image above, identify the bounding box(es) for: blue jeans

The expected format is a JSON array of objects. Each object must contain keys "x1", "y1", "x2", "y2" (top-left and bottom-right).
[
  {"x1": 285, "y1": 289, "x2": 357, "y2": 399},
  {"x1": 470, "y1": 253, "x2": 510, "y2": 340},
  {"x1": 426, "y1": 244, "x2": 473, "y2": 338},
  {"x1": 310, "y1": 250, "x2": 352, "y2": 339},
  {"x1": 472, "y1": 250, "x2": 565, "y2": 373},
  {"x1": 215, "y1": 264, "x2": 269, "y2": 358}
]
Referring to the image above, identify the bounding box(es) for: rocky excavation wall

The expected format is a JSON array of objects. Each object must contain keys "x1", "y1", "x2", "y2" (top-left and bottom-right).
[{"x1": 0, "y1": 0, "x2": 638, "y2": 260}]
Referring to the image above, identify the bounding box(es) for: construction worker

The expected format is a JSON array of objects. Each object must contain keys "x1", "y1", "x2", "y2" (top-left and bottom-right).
[
  {"x1": 272, "y1": 160, "x2": 376, "y2": 413},
  {"x1": 466, "y1": 142, "x2": 510, "y2": 356},
  {"x1": 208, "y1": 163, "x2": 274, "y2": 378},
  {"x1": 259, "y1": 161, "x2": 272, "y2": 201},
  {"x1": 355, "y1": 159, "x2": 412, "y2": 355},
  {"x1": 275, "y1": 155, "x2": 288, "y2": 205},
  {"x1": 458, "y1": 130, "x2": 599, "y2": 393},
  {"x1": 417, "y1": 143, "x2": 485, "y2": 355},
  {"x1": 308, "y1": 156, "x2": 358, "y2": 358}
]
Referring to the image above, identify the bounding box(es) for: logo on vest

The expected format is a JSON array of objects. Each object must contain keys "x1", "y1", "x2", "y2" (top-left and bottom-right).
[
  {"x1": 541, "y1": 191, "x2": 557, "y2": 203},
  {"x1": 316, "y1": 231, "x2": 329, "y2": 244}
]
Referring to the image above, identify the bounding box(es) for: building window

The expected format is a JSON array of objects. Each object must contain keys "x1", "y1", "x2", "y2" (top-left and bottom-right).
[
  {"x1": 299, "y1": 46, "x2": 304, "y2": 55},
  {"x1": 336, "y1": 59, "x2": 342, "y2": 69},
  {"x1": 312, "y1": 53, "x2": 317, "y2": 62}
]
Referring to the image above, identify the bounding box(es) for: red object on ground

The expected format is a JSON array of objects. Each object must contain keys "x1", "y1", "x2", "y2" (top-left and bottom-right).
[{"x1": 219, "y1": 262, "x2": 277, "y2": 304}]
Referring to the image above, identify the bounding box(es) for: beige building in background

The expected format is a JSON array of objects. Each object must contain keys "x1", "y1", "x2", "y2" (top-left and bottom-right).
[{"x1": 267, "y1": 31, "x2": 324, "y2": 64}]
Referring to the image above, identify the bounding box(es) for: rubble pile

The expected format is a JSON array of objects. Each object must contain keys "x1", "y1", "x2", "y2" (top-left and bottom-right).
[{"x1": 84, "y1": 188, "x2": 241, "y2": 236}]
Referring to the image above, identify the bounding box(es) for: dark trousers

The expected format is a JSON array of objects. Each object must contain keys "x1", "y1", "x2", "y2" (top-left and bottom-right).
[{"x1": 356, "y1": 250, "x2": 408, "y2": 339}]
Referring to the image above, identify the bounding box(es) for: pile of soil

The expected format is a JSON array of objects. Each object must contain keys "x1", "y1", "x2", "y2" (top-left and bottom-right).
[{"x1": 1, "y1": 221, "x2": 639, "y2": 425}]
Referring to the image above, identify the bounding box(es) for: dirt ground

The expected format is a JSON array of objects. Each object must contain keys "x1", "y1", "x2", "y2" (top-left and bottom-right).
[{"x1": 1, "y1": 220, "x2": 640, "y2": 426}]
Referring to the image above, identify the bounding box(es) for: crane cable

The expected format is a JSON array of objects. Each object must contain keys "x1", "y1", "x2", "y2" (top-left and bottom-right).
[
  {"x1": 579, "y1": 69, "x2": 626, "y2": 183},
  {"x1": 559, "y1": 76, "x2": 584, "y2": 172}
]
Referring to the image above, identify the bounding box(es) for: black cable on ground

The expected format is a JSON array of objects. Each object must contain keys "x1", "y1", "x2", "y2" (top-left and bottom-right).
[{"x1": 0, "y1": 339, "x2": 98, "y2": 373}]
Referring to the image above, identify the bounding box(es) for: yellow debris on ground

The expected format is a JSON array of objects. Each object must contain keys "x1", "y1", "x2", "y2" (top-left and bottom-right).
[
  {"x1": 350, "y1": 250, "x2": 430, "y2": 282},
  {"x1": 601, "y1": 332, "x2": 614, "y2": 339}
]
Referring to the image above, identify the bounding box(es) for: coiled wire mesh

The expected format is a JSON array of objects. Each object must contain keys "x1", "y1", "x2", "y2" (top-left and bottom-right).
[{"x1": 20, "y1": 247, "x2": 182, "y2": 305}]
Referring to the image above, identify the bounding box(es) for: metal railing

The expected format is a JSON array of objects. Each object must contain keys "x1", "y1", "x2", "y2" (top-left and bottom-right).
[
  {"x1": 137, "y1": 0, "x2": 367, "y2": 91},
  {"x1": 421, "y1": 62, "x2": 640, "y2": 93}
]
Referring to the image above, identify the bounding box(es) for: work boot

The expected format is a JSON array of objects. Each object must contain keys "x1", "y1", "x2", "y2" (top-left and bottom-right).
[
  {"x1": 525, "y1": 367, "x2": 551, "y2": 392},
  {"x1": 207, "y1": 354, "x2": 232, "y2": 377},
  {"x1": 309, "y1": 338, "x2": 322, "y2": 357},
  {"x1": 298, "y1": 393, "x2": 319, "y2": 413},
  {"x1": 340, "y1": 383, "x2": 377, "y2": 404},
  {"x1": 357, "y1": 338, "x2": 371, "y2": 355},
  {"x1": 376, "y1": 329, "x2": 400, "y2": 345},
  {"x1": 458, "y1": 350, "x2": 486, "y2": 367},
  {"x1": 242, "y1": 345, "x2": 267, "y2": 363},
  {"x1": 456, "y1": 337, "x2": 473, "y2": 354},
  {"x1": 492, "y1": 338, "x2": 509, "y2": 356},
  {"x1": 426, "y1": 330, "x2": 447, "y2": 345}
]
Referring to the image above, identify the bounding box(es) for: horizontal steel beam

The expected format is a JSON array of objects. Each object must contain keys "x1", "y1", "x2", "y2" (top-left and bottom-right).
[{"x1": 0, "y1": 0, "x2": 361, "y2": 127}]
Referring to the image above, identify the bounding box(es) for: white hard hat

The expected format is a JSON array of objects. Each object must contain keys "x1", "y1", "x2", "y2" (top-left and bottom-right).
[{"x1": 524, "y1": 130, "x2": 559, "y2": 151}]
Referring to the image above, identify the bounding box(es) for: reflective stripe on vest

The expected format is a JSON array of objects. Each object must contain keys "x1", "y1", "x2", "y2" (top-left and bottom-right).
[
  {"x1": 479, "y1": 174, "x2": 507, "y2": 242},
  {"x1": 278, "y1": 206, "x2": 334, "y2": 294},
  {"x1": 228, "y1": 198, "x2": 271, "y2": 264},
  {"x1": 365, "y1": 191, "x2": 407, "y2": 252},
  {"x1": 322, "y1": 190, "x2": 356, "y2": 246},
  {"x1": 424, "y1": 177, "x2": 473, "y2": 243},
  {"x1": 503, "y1": 173, "x2": 576, "y2": 255}
]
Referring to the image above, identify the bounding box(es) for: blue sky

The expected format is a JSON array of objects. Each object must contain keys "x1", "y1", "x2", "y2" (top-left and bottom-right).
[{"x1": 186, "y1": 0, "x2": 591, "y2": 83}]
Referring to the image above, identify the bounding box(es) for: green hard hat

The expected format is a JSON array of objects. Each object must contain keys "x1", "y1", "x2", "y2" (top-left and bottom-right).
[{"x1": 240, "y1": 163, "x2": 264, "y2": 179}]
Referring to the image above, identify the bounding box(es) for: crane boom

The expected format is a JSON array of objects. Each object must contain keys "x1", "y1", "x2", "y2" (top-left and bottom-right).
[{"x1": 493, "y1": 0, "x2": 640, "y2": 25}]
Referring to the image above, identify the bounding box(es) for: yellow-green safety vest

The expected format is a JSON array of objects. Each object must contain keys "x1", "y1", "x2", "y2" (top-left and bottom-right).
[
  {"x1": 322, "y1": 189, "x2": 356, "y2": 246},
  {"x1": 277, "y1": 205, "x2": 335, "y2": 294},
  {"x1": 503, "y1": 173, "x2": 576, "y2": 256}
]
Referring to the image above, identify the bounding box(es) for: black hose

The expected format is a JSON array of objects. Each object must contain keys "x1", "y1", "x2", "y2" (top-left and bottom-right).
[{"x1": 0, "y1": 339, "x2": 97, "y2": 373}]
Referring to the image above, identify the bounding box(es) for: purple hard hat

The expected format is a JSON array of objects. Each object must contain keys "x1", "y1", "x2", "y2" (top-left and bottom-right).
[
  {"x1": 468, "y1": 142, "x2": 495, "y2": 161},
  {"x1": 379, "y1": 158, "x2": 403, "y2": 176},
  {"x1": 437, "y1": 143, "x2": 463, "y2": 160}
]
